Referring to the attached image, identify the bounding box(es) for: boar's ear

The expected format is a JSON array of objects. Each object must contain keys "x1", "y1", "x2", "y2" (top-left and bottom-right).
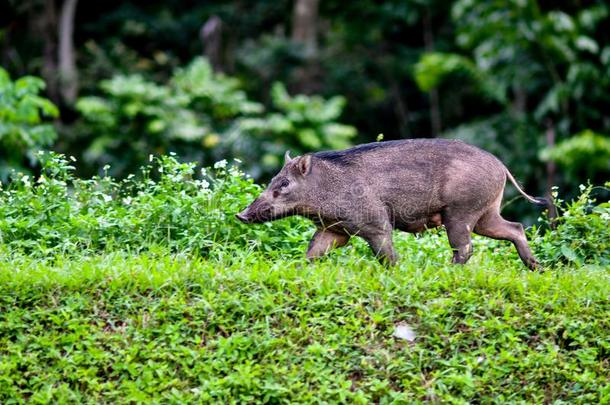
[
  {"x1": 297, "y1": 155, "x2": 312, "y2": 176},
  {"x1": 284, "y1": 150, "x2": 293, "y2": 165}
]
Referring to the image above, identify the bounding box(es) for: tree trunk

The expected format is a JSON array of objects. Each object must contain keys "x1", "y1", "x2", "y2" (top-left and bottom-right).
[
  {"x1": 544, "y1": 120, "x2": 559, "y2": 227},
  {"x1": 58, "y1": 0, "x2": 78, "y2": 104},
  {"x1": 200, "y1": 15, "x2": 224, "y2": 72},
  {"x1": 390, "y1": 80, "x2": 411, "y2": 138},
  {"x1": 37, "y1": 0, "x2": 59, "y2": 102},
  {"x1": 423, "y1": 6, "x2": 441, "y2": 137},
  {"x1": 512, "y1": 86, "x2": 527, "y2": 115},
  {"x1": 292, "y1": 0, "x2": 319, "y2": 56},
  {"x1": 291, "y1": 0, "x2": 320, "y2": 94},
  {"x1": 545, "y1": 120, "x2": 556, "y2": 199}
]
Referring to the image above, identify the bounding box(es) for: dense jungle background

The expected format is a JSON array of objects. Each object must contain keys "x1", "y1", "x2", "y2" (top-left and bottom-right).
[{"x1": 2, "y1": 0, "x2": 609, "y2": 221}]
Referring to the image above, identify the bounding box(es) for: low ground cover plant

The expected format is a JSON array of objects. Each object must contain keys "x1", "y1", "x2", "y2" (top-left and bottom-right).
[
  {"x1": 532, "y1": 183, "x2": 610, "y2": 267},
  {"x1": 0, "y1": 152, "x2": 310, "y2": 258},
  {"x1": 0, "y1": 152, "x2": 607, "y2": 265}
]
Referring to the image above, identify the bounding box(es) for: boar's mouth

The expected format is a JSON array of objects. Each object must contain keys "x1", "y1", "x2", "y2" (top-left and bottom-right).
[
  {"x1": 236, "y1": 210, "x2": 270, "y2": 224},
  {"x1": 236, "y1": 198, "x2": 275, "y2": 223},
  {"x1": 235, "y1": 212, "x2": 252, "y2": 223}
]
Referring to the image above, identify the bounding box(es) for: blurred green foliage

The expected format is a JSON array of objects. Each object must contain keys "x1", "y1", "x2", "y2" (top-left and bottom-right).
[
  {"x1": 414, "y1": 52, "x2": 505, "y2": 103},
  {"x1": 540, "y1": 130, "x2": 610, "y2": 180},
  {"x1": 236, "y1": 82, "x2": 356, "y2": 174},
  {"x1": 0, "y1": 67, "x2": 58, "y2": 180},
  {"x1": 75, "y1": 58, "x2": 355, "y2": 177},
  {"x1": 75, "y1": 58, "x2": 262, "y2": 176}
]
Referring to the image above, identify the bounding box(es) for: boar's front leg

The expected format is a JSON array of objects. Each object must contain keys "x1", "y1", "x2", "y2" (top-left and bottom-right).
[
  {"x1": 306, "y1": 229, "x2": 350, "y2": 260},
  {"x1": 361, "y1": 226, "x2": 397, "y2": 266}
]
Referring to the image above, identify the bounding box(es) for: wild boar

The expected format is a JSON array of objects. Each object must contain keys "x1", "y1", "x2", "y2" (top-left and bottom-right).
[{"x1": 236, "y1": 139, "x2": 553, "y2": 269}]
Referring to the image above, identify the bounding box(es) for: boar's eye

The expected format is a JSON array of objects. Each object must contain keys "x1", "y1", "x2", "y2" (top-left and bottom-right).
[
  {"x1": 272, "y1": 178, "x2": 289, "y2": 198},
  {"x1": 278, "y1": 178, "x2": 290, "y2": 189}
]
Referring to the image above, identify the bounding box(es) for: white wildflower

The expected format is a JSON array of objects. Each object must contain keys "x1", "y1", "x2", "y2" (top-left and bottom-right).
[
  {"x1": 21, "y1": 176, "x2": 31, "y2": 187},
  {"x1": 214, "y1": 159, "x2": 228, "y2": 169},
  {"x1": 149, "y1": 154, "x2": 154, "y2": 162},
  {"x1": 102, "y1": 194, "x2": 112, "y2": 203},
  {"x1": 229, "y1": 166, "x2": 241, "y2": 177},
  {"x1": 123, "y1": 197, "x2": 132, "y2": 205}
]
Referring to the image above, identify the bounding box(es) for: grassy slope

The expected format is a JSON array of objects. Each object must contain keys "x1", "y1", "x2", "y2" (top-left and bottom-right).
[{"x1": 1, "y1": 237, "x2": 609, "y2": 404}]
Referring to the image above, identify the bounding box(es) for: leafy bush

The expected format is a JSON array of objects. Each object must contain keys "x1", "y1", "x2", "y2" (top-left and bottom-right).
[
  {"x1": 0, "y1": 152, "x2": 311, "y2": 258},
  {"x1": 0, "y1": 67, "x2": 59, "y2": 180},
  {"x1": 533, "y1": 182, "x2": 610, "y2": 267},
  {"x1": 540, "y1": 129, "x2": 610, "y2": 181},
  {"x1": 2, "y1": 148, "x2": 607, "y2": 269},
  {"x1": 76, "y1": 58, "x2": 356, "y2": 179},
  {"x1": 236, "y1": 82, "x2": 356, "y2": 177},
  {"x1": 75, "y1": 58, "x2": 262, "y2": 176},
  {"x1": 413, "y1": 52, "x2": 506, "y2": 103}
]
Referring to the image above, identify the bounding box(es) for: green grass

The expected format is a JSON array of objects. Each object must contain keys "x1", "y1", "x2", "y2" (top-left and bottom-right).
[{"x1": 1, "y1": 241, "x2": 609, "y2": 403}]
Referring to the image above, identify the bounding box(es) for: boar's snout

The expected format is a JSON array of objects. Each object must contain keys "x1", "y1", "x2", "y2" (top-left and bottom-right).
[
  {"x1": 235, "y1": 211, "x2": 250, "y2": 223},
  {"x1": 236, "y1": 197, "x2": 272, "y2": 224}
]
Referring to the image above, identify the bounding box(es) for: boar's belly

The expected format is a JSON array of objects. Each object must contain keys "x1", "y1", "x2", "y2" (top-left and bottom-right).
[{"x1": 395, "y1": 213, "x2": 442, "y2": 233}]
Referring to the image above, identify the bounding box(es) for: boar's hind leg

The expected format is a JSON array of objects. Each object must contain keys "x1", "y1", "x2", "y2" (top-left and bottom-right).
[
  {"x1": 474, "y1": 210, "x2": 538, "y2": 270},
  {"x1": 306, "y1": 229, "x2": 350, "y2": 260},
  {"x1": 443, "y1": 216, "x2": 475, "y2": 265}
]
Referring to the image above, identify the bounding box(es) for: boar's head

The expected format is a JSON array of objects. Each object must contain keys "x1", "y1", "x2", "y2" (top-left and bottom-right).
[{"x1": 236, "y1": 151, "x2": 315, "y2": 224}]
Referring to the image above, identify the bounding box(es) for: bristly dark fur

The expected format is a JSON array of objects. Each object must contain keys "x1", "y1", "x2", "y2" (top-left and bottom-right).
[{"x1": 313, "y1": 140, "x2": 405, "y2": 165}]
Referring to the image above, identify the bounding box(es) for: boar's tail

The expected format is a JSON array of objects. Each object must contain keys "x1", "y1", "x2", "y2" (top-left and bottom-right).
[
  {"x1": 504, "y1": 167, "x2": 558, "y2": 228},
  {"x1": 504, "y1": 168, "x2": 543, "y2": 204}
]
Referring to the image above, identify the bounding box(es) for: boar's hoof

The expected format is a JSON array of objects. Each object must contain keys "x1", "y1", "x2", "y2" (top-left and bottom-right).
[
  {"x1": 527, "y1": 258, "x2": 541, "y2": 272},
  {"x1": 378, "y1": 253, "x2": 398, "y2": 267}
]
